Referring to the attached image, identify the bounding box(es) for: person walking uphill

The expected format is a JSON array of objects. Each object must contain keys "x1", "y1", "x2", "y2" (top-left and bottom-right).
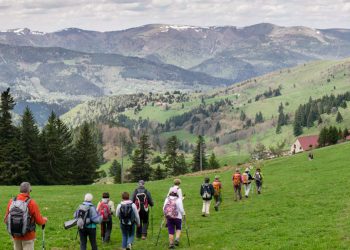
[
  {"x1": 168, "y1": 178, "x2": 183, "y2": 200},
  {"x1": 232, "y1": 169, "x2": 243, "y2": 201},
  {"x1": 242, "y1": 167, "x2": 254, "y2": 198},
  {"x1": 116, "y1": 192, "x2": 140, "y2": 250},
  {"x1": 4, "y1": 182, "x2": 48, "y2": 250},
  {"x1": 163, "y1": 187, "x2": 185, "y2": 249},
  {"x1": 132, "y1": 180, "x2": 154, "y2": 240},
  {"x1": 255, "y1": 168, "x2": 264, "y2": 194},
  {"x1": 200, "y1": 177, "x2": 215, "y2": 217},
  {"x1": 212, "y1": 176, "x2": 222, "y2": 211},
  {"x1": 74, "y1": 193, "x2": 102, "y2": 250},
  {"x1": 97, "y1": 192, "x2": 115, "y2": 243}
]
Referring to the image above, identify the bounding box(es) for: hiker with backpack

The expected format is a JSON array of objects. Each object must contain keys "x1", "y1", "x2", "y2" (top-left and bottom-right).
[
  {"x1": 232, "y1": 169, "x2": 243, "y2": 201},
  {"x1": 254, "y1": 168, "x2": 264, "y2": 194},
  {"x1": 4, "y1": 182, "x2": 48, "y2": 250},
  {"x1": 167, "y1": 178, "x2": 183, "y2": 200},
  {"x1": 96, "y1": 192, "x2": 115, "y2": 243},
  {"x1": 163, "y1": 187, "x2": 185, "y2": 249},
  {"x1": 212, "y1": 175, "x2": 222, "y2": 211},
  {"x1": 132, "y1": 180, "x2": 154, "y2": 240},
  {"x1": 116, "y1": 192, "x2": 140, "y2": 250},
  {"x1": 242, "y1": 167, "x2": 254, "y2": 198},
  {"x1": 200, "y1": 177, "x2": 215, "y2": 217},
  {"x1": 74, "y1": 193, "x2": 102, "y2": 250}
]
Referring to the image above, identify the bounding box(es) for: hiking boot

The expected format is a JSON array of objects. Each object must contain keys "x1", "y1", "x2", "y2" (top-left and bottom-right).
[
  {"x1": 142, "y1": 235, "x2": 146, "y2": 240},
  {"x1": 202, "y1": 213, "x2": 206, "y2": 217},
  {"x1": 126, "y1": 243, "x2": 132, "y2": 250},
  {"x1": 214, "y1": 206, "x2": 218, "y2": 211},
  {"x1": 169, "y1": 244, "x2": 175, "y2": 249},
  {"x1": 245, "y1": 195, "x2": 248, "y2": 198},
  {"x1": 175, "y1": 239, "x2": 180, "y2": 246}
]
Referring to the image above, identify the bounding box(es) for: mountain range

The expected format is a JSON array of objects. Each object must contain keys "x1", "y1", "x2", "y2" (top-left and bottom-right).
[{"x1": 1, "y1": 23, "x2": 350, "y2": 123}]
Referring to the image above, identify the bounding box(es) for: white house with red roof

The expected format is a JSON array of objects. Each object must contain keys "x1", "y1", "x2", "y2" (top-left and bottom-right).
[{"x1": 291, "y1": 135, "x2": 319, "y2": 154}]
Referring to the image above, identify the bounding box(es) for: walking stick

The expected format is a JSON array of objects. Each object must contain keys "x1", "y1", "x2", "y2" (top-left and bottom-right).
[
  {"x1": 42, "y1": 224, "x2": 46, "y2": 250},
  {"x1": 151, "y1": 207, "x2": 154, "y2": 237},
  {"x1": 183, "y1": 215, "x2": 190, "y2": 247},
  {"x1": 155, "y1": 217, "x2": 165, "y2": 246}
]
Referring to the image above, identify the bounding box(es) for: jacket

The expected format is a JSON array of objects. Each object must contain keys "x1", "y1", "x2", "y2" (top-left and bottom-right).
[
  {"x1": 74, "y1": 201, "x2": 102, "y2": 229},
  {"x1": 200, "y1": 183, "x2": 215, "y2": 201},
  {"x1": 4, "y1": 193, "x2": 46, "y2": 241},
  {"x1": 116, "y1": 200, "x2": 140, "y2": 226},
  {"x1": 132, "y1": 186, "x2": 154, "y2": 209}
]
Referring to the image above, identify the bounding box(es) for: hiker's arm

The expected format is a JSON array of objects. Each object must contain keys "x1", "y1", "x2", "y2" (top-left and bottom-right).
[
  {"x1": 96, "y1": 202, "x2": 101, "y2": 211},
  {"x1": 116, "y1": 204, "x2": 121, "y2": 218},
  {"x1": 131, "y1": 190, "x2": 137, "y2": 203},
  {"x1": 177, "y1": 199, "x2": 185, "y2": 217},
  {"x1": 132, "y1": 204, "x2": 140, "y2": 226},
  {"x1": 90, "y1": 207, "x2": 102, "y2": 224},
  {"x1": 147, "y1": 191, "x2": 154, "y2": 207},
  {"x1": 29, "y1": 200, "x2": 47, "y2": 225},
  {"x1": 110, "y1": 201, "x2": 116, "y2": 215},
  {"x1": 200, "y1": 185, "x2": 203, "y2": 196},
  {"x1": 3, "y1": 199, "x2": 11, "y2": 224}
]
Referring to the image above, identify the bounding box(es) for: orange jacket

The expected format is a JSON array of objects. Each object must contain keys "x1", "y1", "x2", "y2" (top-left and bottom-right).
[{"x1": 4, "y1": 193, "x2": 47, "y2": 240}]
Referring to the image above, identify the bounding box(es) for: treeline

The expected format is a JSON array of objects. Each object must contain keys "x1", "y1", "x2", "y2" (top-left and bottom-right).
[
  {"x1": 255, "y1": 86, "x2": 282, "y2": 101},
  {"x1": 318, "y1": 126, "x2": 349, "y2": 147},
  {"x1": 0, "y1": 88, "x2": 99, "y2": 185},
  {"x1": 293, "y1": 92, "x2": 350, "y2": 136}
]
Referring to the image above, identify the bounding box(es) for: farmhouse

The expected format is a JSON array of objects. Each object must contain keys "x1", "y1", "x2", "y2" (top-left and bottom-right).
[{"x1": 291, "y1": 135, "x2": 319, "y2": 154}]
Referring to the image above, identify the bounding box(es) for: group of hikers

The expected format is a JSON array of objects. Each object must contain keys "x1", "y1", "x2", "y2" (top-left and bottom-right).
[{"x1": 3, "y1": 167, "x2": 264, "y2": 250}]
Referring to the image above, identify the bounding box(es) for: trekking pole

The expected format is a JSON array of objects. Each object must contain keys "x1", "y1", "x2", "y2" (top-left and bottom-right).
[
  {"x1": 42, "y1": 224, "x2": 46, "y2": 250},
  {"x1": 151, "y1": 207, "x2": 154, "y2": 237},
  {"x1": 155, "y1": 217, "x2": 165, "y2": 246},
  {"x1": 183, "y1": 215, "x2": 190, "y2": 247}
]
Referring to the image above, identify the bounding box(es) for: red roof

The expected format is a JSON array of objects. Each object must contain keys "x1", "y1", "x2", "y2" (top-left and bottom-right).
[{"x1": 297, "y1": 135, "x2": 319, "y2": 150}]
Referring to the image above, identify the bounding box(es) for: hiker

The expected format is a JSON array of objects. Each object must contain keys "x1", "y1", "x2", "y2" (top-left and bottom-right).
[
  {"x1": 232, "y1": 169, "x2": 243, "y2": 201},
  {"x1": 242, "y1": 167, "x2": 254, "y2": 198},
  {"x1": 4, "y1": 182, "x2": 48, "y2": 250},
  {"x1": 163, "y1": 187, "x2": 185, "y2": 249},
  {"x1": 200, "y1": 177, "x2": 215, "y2": 216},
  {"x1": 96, "y1": 192, "x2": 115, "y2": 243},
  {"x1": 74, "y1": 193, "x2": 102, "y2": 250},
  {"x1": 167, "y1": 178, "x2": 183, "y2": 200},
  {"x1": 132, "y1": 180, "x2": 154, "y2": 240},
  {"x1": 116, "y1": 192, "x2": 140, "y2": 250},
  {"x1": 212, "y1": 175, "x2": 222, "y2": 211},
  {"x1": 254, "y1": 168, "x2": 264, "y2": 194}
]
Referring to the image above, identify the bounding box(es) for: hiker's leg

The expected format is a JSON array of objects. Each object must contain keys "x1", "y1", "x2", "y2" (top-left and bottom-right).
[
  {"x1": 206, "y1": 200, "x2": 211, "y2": 215},
  {"x1": 167, "y1": 218, "x2": 175, "y2": 245},
  {"x1": 239, "y1": 185, "x2": 242, "y2": 199},
  {"x1": 246, "y1": 183, "x2": 251, "y2": 196},
  {"x1": 101, "y1": 221, "x2": 106, "y2": 240},
  {"x1": 128, "y1": 223, "x2": 136, "y2": 245},
  {"x1": 21, "y1": 240, "x2": 34, "y2": 250},
  {"x1": 88, "y1": 228, "x2": 98, "y2": 250},
  {"x1": 13, "y1": 240, "x2": 23, "y2": 250},
  {"x1": 79, "y1": 229, "x2": 88, "y2": 250},
  {"x1": 234, "y1": 186, "x2": 238, "y2": 201},
  {"x1": 136, "y1": 212, "x2": 142, "y2": 238},
  {"x1": 142, "y1": 211, "x2": 149, "y2": 237},
  {"x1": 105, "y1": 219, "x2": 112, "y2": 242},
  {"x1": 120, "y1": 225, "x2": 128, "y2": 249},
  {"x1": 202, "y1": 200, "x2": 206, "y2": 214},
  {"x1": 175, "y1": 218, "x2": 182, "y2": 241}
]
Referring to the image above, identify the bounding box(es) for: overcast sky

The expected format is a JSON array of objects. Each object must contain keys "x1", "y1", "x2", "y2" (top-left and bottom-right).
[{"x1": 0, "y1": 0, "x2": 349, "y2": 32}]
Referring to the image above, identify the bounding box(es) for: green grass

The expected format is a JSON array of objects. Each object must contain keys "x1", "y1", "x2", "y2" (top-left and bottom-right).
[{"x1": 1, "y1": 142, "x2": 350, "y2": 249}]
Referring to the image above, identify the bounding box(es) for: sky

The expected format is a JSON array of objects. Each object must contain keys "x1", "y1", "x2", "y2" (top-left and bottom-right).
[{"x1": 0, "y1": 0, "x2": 349, "y2": 32}]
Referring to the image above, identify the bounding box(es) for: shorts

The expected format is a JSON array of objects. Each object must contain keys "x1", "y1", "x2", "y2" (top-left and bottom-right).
[{"x1": 166, "y1": 218, "x2": 182, "y2": 235}]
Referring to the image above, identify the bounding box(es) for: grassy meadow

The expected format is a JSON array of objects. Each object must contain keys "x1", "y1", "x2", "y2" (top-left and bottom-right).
[{"x1": 1, "y1": 142, "x2": 350, "y2": 249}]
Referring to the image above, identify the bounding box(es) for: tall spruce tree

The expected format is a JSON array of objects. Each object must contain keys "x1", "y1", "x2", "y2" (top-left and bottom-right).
[
  {"x1": 336, "y1": 111, "x2": 343, "y2": 123},
  {"x1": 0, "y1": 88, "x2": 29, "y2": 184},
  {"x1": 153, "y1": 164, "x2": 165, "y2": 180},
  {"x1": 129, "y1": 133, "x2": 152, "y2": 181},
  {"x1": 293, "y1": 109, "x2": 303, "y2": 136},
  {"x1": 163, "y1": 136, "x2": 186, "y2": 176},
  {"x1": 208, "y1": 152, "x2": 220, "y2": 169},
  {"x1": 109, "y1": 159, "x2": 122, "y2": 184},
  {"x1": 73, "y1": 122, "x2": 99, "y2": 184},
  {"x1": 192, "y1": 135, "x2": 208, "y2": 172}
]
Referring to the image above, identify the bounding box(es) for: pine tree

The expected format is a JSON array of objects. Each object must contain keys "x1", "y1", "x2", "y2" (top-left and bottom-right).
[
  {"x1": 192, "y1": 135, "x2": 208, "y2": 172},
  {"x1": 208, "y1": 152, "x2": 220, "y2": 169},
  {"x1": 20, "y1": 107, "x2": 41, "y2": 184},
  {"x1": 336, "y1": 111, "x2": 343, "y2": 123},
  {"x1": 240, "y1": 110, "x2": 246, "y2": 121},
  {"x1": 0, "y1": 88, "x2": 29, "y2": 184},
  {"x1": 163, "y1": 136, "x2": 179, "y2": 175},
  {"x1": 153, "y1": 164, "x2": 165, "y2": 180},
  {"x1": 73, "y1": 122, "x2": 99, "y2": 184},
  {"x1": 215, "y1": 122, "x2": 221, "y2": 132},
  {"x1": 129, "y1": 134, "x2": 152, "y2": 181},
  {"x1": 109, "y1": 160, "x2": 122, "y2": 184},
  {"x1": 318, "y1": 127, "x2": 327, "y2": 147},
  {"x1": 293, "y1": 109, "x2": 303, "y2": 136}
]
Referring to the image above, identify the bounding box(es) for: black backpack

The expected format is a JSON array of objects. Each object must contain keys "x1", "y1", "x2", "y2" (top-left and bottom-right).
[
  {"x1": 202, "y1": 184, "x2": 212, "y2": 199},
  {"x1": 135, "y1": 189, "x2": 149, "y2": 213},
  {"x1": 120, "y1": 203, "x2": 135, "y2": 226}
]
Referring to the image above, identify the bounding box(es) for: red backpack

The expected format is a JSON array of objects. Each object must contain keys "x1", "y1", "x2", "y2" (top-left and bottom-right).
[
  {"x1": 98, "y1": 202, "x2": 111, "y2": 222},
  {"x1": 135, "y1": 191, "x2": 149, "y2": 213}
]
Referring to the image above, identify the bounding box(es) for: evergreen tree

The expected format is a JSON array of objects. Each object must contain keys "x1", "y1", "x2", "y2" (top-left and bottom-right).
[
  {"x1": 20, "y1": 107, "x2": 41, "y2": 184},
  {"x1": 318, "y1": 127, "x2": 328, "y2": 147},
  {"x1": 153, "y1": 164, "x2": 165, "y2": 180},
  {"x1": 240, "y1": 110, "x2": 246, "y2": 121},
  {"x1": 215, "y1": 122, "x2": 221, "y2": 132},
  {"x1": 109, "y1": 159, "x2": 122, "y2": 184},
  {"x1": 192, "y1": 135, "x2": 208, "y2": 172},
  {"x1": 208, "y1": 152, "x2": 220, "y2": 169},
  {"x1": 0, "y1": 88, "x2": 29, "y2": 184},
  {"x1": 163, "y1": 136, "x2": 187, "y2": 176},
  {"x1": 343, "y1": 128, "x2": 349, "y2": 139},
  {"x1": 293, "y1": 109, "x2": 303, "y2": 136},
  {"x1": 336, "y1": 111, "x2": 343, "y2": 123},
  {"x1": 318, "y1": 116, "x2": 323, "y2": 125},
  {"x1": 328, "y1": 126, "x2": 339, "y2": 144},
  {"x1": 129, "y1": 134, "x2": 152, "y2": 181},
  {"x1": 73, "y1": 122, "x2": 99, "y2": 184}
]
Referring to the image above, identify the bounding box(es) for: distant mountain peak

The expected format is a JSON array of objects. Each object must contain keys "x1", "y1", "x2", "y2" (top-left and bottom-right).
[{"x1": 0, "y1": 28, "x2": 46, "y2": 35}]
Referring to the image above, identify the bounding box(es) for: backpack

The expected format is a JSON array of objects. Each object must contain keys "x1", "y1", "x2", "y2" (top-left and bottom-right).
[
  {"x1": 6, "y1": 198, "x2": 34, "y2": 237},
  {"x1": 233, "y1": 173, "x2": 241, "y2": 186},
  {"x1": 76, "y1": 204, "x2": 90, "y2": 230},
  {"x1": 119, "y1": 203, "x2": 135, "y2": 226},
  {"x1": 202, "y1": 184, "x2": 212, "y2": 199},
  {"x1": 242, "y1": 173, "x2": 249, "y2": 184},
  {"x1": 135, "y1": 191, "x2": 149, "y2": 213},
  {"x1": 98, "y1": 201, "x2": 111, "y2": 222},
  {"x1": 213, "y1": 181, "x2": 221, "y2": 196},
  {"x1": 163, "y1": 198, "x2": 178, "y2": 219},
  {"x1": 255, "y1": 172, "x2": 262, "y2": 182}
]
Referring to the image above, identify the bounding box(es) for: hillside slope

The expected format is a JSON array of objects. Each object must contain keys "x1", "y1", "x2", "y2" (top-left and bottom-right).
[{"x1": 0, "y1": 142, "x2": 349, "y2": 249}]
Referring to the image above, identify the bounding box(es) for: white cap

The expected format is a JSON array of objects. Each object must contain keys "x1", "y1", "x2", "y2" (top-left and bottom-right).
[{"x1": 84, "y1": 193, "x2": 93, "y2": 202}]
